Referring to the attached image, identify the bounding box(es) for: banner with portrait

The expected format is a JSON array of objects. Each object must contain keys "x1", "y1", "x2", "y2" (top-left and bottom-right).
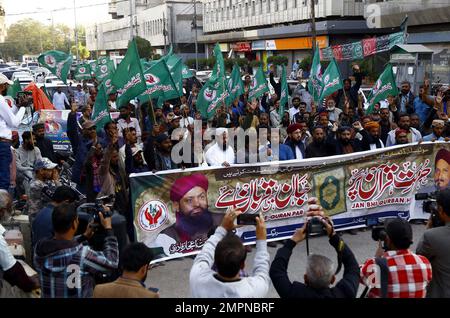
[{"x1": 130, "y1": 142, "x2": 450, "y2": 263}]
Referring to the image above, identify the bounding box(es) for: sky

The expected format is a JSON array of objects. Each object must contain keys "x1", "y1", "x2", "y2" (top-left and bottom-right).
[{"x1": 3, "y1": 0, "x2": 112, "y2": 28}]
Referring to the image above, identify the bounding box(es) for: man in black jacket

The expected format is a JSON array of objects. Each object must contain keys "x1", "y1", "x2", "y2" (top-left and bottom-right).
[
  {"x1": 33, "y1": 123, "x2": 57, "y2": 164},
  {"x1": 305, "y1": 126, "x2": 336, "y2": 158},
  {"x1": 269, "y1": 211, "x2": 359, "y2": 298}
]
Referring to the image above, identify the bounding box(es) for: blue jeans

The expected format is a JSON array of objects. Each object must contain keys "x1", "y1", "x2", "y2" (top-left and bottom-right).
[{"x1": 0, "y1": 141, "x2": 11, "y2": 190}]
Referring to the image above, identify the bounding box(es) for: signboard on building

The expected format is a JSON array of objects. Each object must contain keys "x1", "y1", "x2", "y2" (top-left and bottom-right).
[
  {"x1": 219, "y1": 43, "x2": 229, "y2": 52},
  {"x1": 264, "y1": 36, "x2": 328, "y2": 51},
  {"x1": 252, "y1": 40, "x2": 266, "y2": 51},
  {"x1": 232, "y1": 42, "x2": 251, "y2": 52}
]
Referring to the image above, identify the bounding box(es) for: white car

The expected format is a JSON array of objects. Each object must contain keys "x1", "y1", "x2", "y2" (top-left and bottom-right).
[{"x1": 11, "y1": 71, "x2": 34, "y2": 89}]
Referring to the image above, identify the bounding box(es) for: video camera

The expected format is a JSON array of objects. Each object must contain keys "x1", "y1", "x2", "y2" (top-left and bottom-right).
[
  {"x1": 16, "y1": 91, "x2": 33, "y2": 107},
  {"x1": 78, "y1": 195, "x2": 114, "y2": 228},
  {"x1": 366, "y1": 217, "x2": 389, "y2": 242},
  {"x1": 415, "y1": 192, "x2": 444, "y2": 227}
]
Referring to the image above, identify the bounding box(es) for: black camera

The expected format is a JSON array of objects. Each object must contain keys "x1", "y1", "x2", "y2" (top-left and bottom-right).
[
  {"x1": 366, "y1": 217, "x2": 388, "y2": 242},
  {"x1": 306, "y1": 217, "x2": 327, "y2": 236},
  {"x1": 16, "y1": 91, "x2": 33, "y2": 107},
  {"x1": 78, "y1": 195, "x2": 114, "y2": 227},
  {"x1": 415, "y1": 192, "x2": 444, "y2": 227}
]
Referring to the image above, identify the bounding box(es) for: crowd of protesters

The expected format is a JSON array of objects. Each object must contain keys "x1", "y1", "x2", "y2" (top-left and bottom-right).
[{"x1": 1, "y1": 64, "x2": 450, "y2": 298}]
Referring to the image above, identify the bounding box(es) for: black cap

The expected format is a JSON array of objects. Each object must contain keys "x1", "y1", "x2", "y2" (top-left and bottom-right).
[
  {"x1": 385, "y1": 218, "x2": 413, "y2": 249},
  {"x1": 33, "y1": 123, "x2": 45, "y2": 132}
]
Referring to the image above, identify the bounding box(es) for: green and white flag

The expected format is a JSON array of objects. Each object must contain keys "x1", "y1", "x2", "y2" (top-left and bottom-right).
[
  {"x1": 210, "y1": 43, "x2": 226, "y2": 86},
  {"x1": 111, "y1": 39, "x2": 147, "y2": 108},
  {"x1": 318, "y1": 59, "x2": 342, "y2": 102},
  {"x1": 279, "y1": 65, "x2": 289, "y2": 118},
  {"x1": 38, "y1": 50, "x2": 73, "y2": 84},
  {"x1": 7, "y1": 79, "x2": 21, "y2": 99},
  {"x1": 92, "y1": 83, "x2": 112, "y2": 132},
  {"x1": 138, "y1": 59, "x2": 179, "y2": 104},
  {"x1": 75, "y1": 63, "x2": 92, "y2": 81},
  {"x1": 167, "y1": 55, "x2": 183, "y2": 96},
  {"x1": 95, "y1": 58, "x2": 115, "y2": 82},
  {"x1": 182, "y1": 64, "x2": 194, "y2": 79},
  {"x1": 226, "y1": 64, "x2": 244, "y2": 105},
  {"x1": 366, "y1": 64, "x2": 398, "y2": 114},
  {"x1": 197, "y1": 81, "x2": 228, "y2": 120},
  {"x1": 89, "y1": 60, "x2": 98, "y2": 75},
  {"x1": 308, "y1": 45, "x2": 323, "y2": 103},
  {"x1": 248, "y1": 66, "x2": 269, "y2": 100}
]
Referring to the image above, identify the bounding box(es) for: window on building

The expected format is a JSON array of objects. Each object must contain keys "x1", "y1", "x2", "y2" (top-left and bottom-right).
[
  {"x1": 274, "y1": 0, "x2": 278, "y2": 11},
  {"x1": 252, "y1": 1, "x2": 255, "y2": 15},
  {"x1": 245, "y1": 3, "x2": 248, "y2": 16}
]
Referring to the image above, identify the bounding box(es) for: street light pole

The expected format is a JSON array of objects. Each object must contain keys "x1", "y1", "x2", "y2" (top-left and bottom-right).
[
  {"x1": 129, "y1": 0, "x2": 134, "y2": 40},
  {"x1": 193, "y1": 0, "x2": 198, "y2": 71},
  {"x1": 310, "y1": 0, "x2": 317, "y2": 56},
  {"x1": 74, "y1": 0, "x2": 79, "y2": 62}
]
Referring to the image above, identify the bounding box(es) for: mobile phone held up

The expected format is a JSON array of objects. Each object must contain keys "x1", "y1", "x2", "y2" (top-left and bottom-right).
[{"x1": 237, "y1": 214, "x2": 258, "y2": 225}]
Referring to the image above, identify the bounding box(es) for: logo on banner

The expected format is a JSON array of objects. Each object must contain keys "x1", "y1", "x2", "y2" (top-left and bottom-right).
[
  {"x1": 105, "y1": 79, "x2": 112, "y2": 88},
  {"x1": 79, "y1": 67, "x2": 86, "y2": 74},
  {"x1": 324, "y1": 74, "x2": 330, "y2": 84},
  {"x1": 145, "y1": 73, "x2": 160, "y2": 86},
  {"x1": 204, "y1": 87, "x2": 217, "y2": 102},
  {"x1": 45, "y1": 55, "x2": 56, "y2": 68},
  {"x1": 372, "y1": 79, "x2": 382, "y2": 95},
  {"x1": 138, "y1": 200, "x2": 168, "y2": 232},
  {"x1": 251, "y1": 78, "x2": 258, "y2": 90},
  {"x1": 100, "y1": 65, "x2": 108, "y2": 74}
]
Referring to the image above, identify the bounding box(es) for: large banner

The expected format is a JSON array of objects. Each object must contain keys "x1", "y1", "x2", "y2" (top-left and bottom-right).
[
  {"x1": 320, "y1": 31, "x2": 405, "y2": 61},
  {"x1": 130, "y1": 142, "x2": 450, "y2": 262}
]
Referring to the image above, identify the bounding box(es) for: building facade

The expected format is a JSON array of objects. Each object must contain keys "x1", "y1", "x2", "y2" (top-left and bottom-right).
[
  {"x1": 363, "y1": 0, "x2": 450, "y2": 84},
  {"x1": 199, "y1": 0, "x2": 388, "y2": 76},
  {"x1": 86, "y1": 0, "x2": 204, "y2": 60}
]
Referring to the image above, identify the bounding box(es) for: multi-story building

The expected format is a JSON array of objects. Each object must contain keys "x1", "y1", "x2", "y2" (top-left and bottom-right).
[
  {"x1": 200, "y1": 0, "x2": 389, "y2": 76},
  {"x1": 86, "y1": 0, "x2": 204, "y2": 60},
  {"x1": 364, "y1": 0, "x2": 450, "y2": 83}
]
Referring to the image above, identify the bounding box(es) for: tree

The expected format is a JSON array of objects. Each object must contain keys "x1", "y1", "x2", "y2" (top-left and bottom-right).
[
  {"x1": 0, "y1": 19, "x2": 82, "y2": 61},
  {"x1": 135, "y1": 36, "x2": 152, "y2": 60},
  {"x1": 71, "y1": 43, "x2": 90, "y2": 60}
]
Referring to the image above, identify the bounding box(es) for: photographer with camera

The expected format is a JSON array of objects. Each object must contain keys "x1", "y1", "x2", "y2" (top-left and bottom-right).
[
  {"x1": 269, "y1": 199, "x2": 360, "y2": 298},
  {"x1": 361, "y1": 218, "x2": 432, "y2": 298},
  {"x1": 0, "y1": 74, "x2": 27, "y2": 191},
  {"x1": 416, "y1": 189, "x2": 450, "y2": 298},
  {"x1": 34, "y1": 202, "x2": 119, "y2": 298}
]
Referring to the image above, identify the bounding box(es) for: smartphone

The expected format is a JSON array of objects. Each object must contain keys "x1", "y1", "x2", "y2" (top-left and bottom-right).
[{"x1": 237, "y1": 214, "x2": 258, "y2": 225}]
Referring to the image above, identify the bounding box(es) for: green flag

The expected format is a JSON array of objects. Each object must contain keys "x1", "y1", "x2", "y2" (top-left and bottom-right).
[
  {"x1": 197, "y1": 81, "x2": 228, "y2": 120},
  {"x1": 90, "y1": 60, "x2": 98, "y2": 75},
  {"x1": 318, "y1": 59, "x2": 343, "y2": 102},
  {"x1": 226, "y1": 64, "x2": 244, "y2": 105},
  {"x1": 248, "y1": 67, "x2": 269, "y2": 100},
  {"x1": 210, "y1": 43, "x2": 226, "y2": 86},
  {"x1": 138, "y1": 59, "x2": 179, "y2": 104},
  {"x1": 182, "y1": 64, "x2": 194, "y2": 79},
  {"x1": 168, "y1": 56, "x2": 183, "y2": 96},
  {"x1": 308, "y1": 46, "x2": 323, "y2": 103},
  {"x1": 38, "y1": 50, "x2": 73, "y2": 84},
  {"x1": 92, "y1": 83, "x2": 112, "y2": 132},
  {"x1": 279, "y1": 65, "x2": 289, "y2": 118},
  {"x1": 7, "y1": 79, "x2": 21, "y2": 99},
  {"x1": 111, "y1": 39, "x2": 147, "y2": 108},
  {"x1": 75, "y1": 63, "x2": 92, "y2": 81},
  {"x1": 95, "y1": 57, "x2": 115, "y2": 82},
  {"x1": 366, "y1": 64, "x2": 399, "y2": 114}
]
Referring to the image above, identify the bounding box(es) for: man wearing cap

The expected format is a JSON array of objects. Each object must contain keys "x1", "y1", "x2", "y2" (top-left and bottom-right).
[
  {"x1": 354, "y1": 121, "x2": 385, "y2": 151},
  {"x1": 27, "y1": 158, "x2": 60, "y2": 218},
  {"x1": 394, "y1": 128, "x2": 409, "y2": 145},
  {"x1": 33, "y1": 123, "x2": 57, "y2": 164},
  {"x1": 423, "y1": 120, "x2": 448, "y2": 142},
  {"x1": 361, "y1": 218, "x2": 432, "y2": 298},
  {"x1": 205, "y1": 128, "x2": 235, "y2": 167},
  {"x1": 52, "y1": 87, "x2": 70, "y2": 111},
  {"x1": 117, "y1": 104, "x2": 142, "y2": 143},
  {"x1": 285, "y1": 122, "x2": 309, "y2": 160},
  {"x1": 331, "y1": 126, "x2": 362, "y2": 155},
  {"x1": 434, "y1": 148, "x2": 450, "y2": 191},
  {"x1": 0, "y1": 73, "x2": 27, "y2": 191},
  {"x1": 325, "y1": 98, "x2": 342, "y2": 123},
  {"x1": 161, "y1": 174, "x2": 223, "y2": 243},
  {"x1": 180, "y1": 104, "x2": 194, "y2": 128}
]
